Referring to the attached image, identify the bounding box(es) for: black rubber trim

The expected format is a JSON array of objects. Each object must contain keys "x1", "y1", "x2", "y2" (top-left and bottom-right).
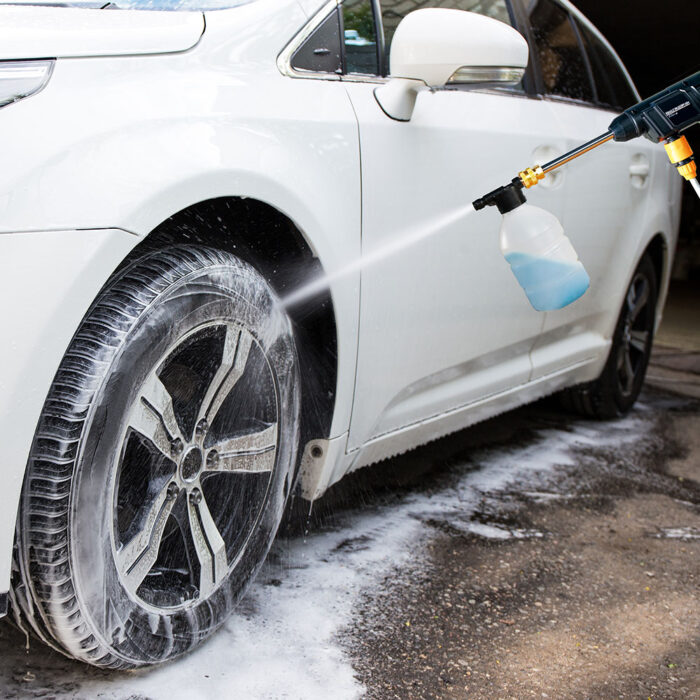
[{"x1": 673, "y1": 155, "x2": 695, "y2": 167}]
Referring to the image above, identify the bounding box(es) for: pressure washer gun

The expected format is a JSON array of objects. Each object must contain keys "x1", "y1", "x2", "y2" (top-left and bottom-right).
[{"x1": 472, "y1": 71, "x2": 700, "y2": 313}]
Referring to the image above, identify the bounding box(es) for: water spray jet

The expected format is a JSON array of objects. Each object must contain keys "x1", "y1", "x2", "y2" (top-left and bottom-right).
[
  {"x1": 285, "y1": 72, "x2": 699, "y2": 315},
  {"x1": 281, "y1": 202, "x2": 476, "y2": 309}
]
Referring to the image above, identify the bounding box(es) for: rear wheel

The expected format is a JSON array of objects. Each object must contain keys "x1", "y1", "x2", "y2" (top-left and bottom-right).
[
  {"x1": 561, "y1": 253, "x2": 658, "y2": 419},
  {"x1": 12, "y1": 246, "x2": 300, "y2": 668}
]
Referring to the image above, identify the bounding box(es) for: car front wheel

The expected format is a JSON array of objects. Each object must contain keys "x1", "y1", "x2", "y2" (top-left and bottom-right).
[{"x1": 12, "y1": 245, "x2": 300, "y2": 668}]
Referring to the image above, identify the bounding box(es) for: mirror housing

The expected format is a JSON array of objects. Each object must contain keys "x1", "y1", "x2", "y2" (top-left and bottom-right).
[{"x1": 375, "y1": 9, "x2": 529, "y2": 121}]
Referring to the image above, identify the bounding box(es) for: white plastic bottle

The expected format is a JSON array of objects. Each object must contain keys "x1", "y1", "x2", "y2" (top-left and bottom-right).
[{"x1": 499, "y1": 203, "x2": 590, "y2": 312}]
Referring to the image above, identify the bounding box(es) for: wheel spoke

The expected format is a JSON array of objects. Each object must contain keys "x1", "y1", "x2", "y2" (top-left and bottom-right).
[
  {"x1": 629, "y1": 329, "x2": 649, "y2": 354},
  {"x1": 616, "y1": 344, "x2": 626, "y2": 371},
  {"x1": 129, "y1": 374, "x2": 184, "y2": 459},
  {"x1": 205, "y1": 423, "x2": 278, "y2": 474},
  {"x1": 621, "y1": 348, "x2": 635, "y2": 394},
  {"x1": 117, "y1": 480, "x2": 177, "y2": 594},
  {"x1": 196, "y1": 325, "x2": 253, "y2": 428},
  {"x1": 187, "y1": 490, "x2": 228, "y2": 597},
  {"x1": 629, "y1": 279, "x2": 650, "y2": 322}
]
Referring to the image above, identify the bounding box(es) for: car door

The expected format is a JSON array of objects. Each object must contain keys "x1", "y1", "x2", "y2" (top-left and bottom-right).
[
  {"x1": 518, "y1": 0, "x2": 657, "y2": 379},
  {"x1": 342, "y1": 0, "x2": 568, "y2": 451}
]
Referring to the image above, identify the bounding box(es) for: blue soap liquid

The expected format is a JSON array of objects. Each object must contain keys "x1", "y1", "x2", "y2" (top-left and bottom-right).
[{"x1": 504, "y1": 252, "x2": 590, "y2": 312}]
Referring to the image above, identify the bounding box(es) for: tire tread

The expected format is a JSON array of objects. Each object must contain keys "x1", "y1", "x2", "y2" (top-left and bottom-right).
[{"x1": 12, "y1": 246, "x2": 249, "y2": 669}]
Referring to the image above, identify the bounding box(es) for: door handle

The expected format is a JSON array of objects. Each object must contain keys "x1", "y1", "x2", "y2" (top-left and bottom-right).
[
  {"x1": 629, "y1": 154, "x2": 650, "y2": 188},
  {"x1": 533, "y1": 145, "x2": 564, "y2": 188}
]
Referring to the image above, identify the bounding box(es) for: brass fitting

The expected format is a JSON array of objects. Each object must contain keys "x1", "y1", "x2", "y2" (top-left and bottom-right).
[
  {"x1": 664, "y1": 135, "x2": 697, "y2": 181},
  {"x1": 518, "y1": 165, "x2": 545, "y2": 189}
]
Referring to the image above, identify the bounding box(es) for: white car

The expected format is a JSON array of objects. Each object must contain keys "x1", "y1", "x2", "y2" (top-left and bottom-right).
[{"x1": 0, "y1": 0, "x2": 680, "y2": 668}]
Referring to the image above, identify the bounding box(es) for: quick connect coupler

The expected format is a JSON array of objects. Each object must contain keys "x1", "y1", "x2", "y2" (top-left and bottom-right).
[{"x1": 664, "y1": 135, "x2": 697, "y2": 181}]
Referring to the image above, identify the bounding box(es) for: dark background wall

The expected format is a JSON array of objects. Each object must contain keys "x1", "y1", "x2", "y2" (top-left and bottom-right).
[
  {"x1": 576, "y1": 0, "x2": 700, "y2": 277},
  {"x1": 576, "y1": 0, "x2": 699, "y2": 97}
]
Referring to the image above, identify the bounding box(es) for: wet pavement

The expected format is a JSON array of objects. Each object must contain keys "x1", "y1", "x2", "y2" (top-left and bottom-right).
[
  {"x1": 0, "y1": 352, "x2": 698, "y2": 698},
  {"x1": 342, "y1": 389, "x2": 700, "y2": 699}
]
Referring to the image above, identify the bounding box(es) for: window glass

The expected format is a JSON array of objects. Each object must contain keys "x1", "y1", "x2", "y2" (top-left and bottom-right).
[
  {"x1": 576, "y1": 20, "x2": 636, "y2": 110},
  {"x1": 9, "y1": 0, "x2": 252, "y2": 10},
  {"x1": 342, "y1": 0, "x2": 380, "y2": 75},
  {"x1": 381, "y1": 0, "x2": 513, "y2": 74},
  {"x1": 291, "y1": 9, "x2": 342, "y2": 74},
  {"x1": 526, "y1": 0, "x2": 593, "y2": 103}
]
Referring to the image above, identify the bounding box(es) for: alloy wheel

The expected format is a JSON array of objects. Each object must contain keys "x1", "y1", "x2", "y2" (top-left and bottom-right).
[
  {"x1": 616, "y1": 271, "x2": 653, "y2": 398},
  {"x1": 112, "y1": 320, "x2": 279, "y2": 610}
]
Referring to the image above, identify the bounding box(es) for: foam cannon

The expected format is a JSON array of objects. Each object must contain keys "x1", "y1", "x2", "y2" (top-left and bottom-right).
[{"x1": 474, "y1": 71, "x2": 700, "y2": 312}]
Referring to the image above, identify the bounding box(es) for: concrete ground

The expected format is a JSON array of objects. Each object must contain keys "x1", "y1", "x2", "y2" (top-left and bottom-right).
[
  {"x1": 342, "y1": 396, "x2": 700, "y2": 700},
  {"x1": 340, "y1": 281, "x2": 700, "y2": 700},
  {"x1": 0, "y1": 283, "x2": 697, "y2": 699}
]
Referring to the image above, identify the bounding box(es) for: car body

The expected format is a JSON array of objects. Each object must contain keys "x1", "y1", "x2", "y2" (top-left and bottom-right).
[{"x1": 0, "y1": 0, "x2": 681, "y2": 665}]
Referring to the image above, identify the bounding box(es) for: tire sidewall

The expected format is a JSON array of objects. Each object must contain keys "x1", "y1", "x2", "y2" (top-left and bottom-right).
[{"x1": 69, "y1": 256, "x2": 299, "y2": 665}]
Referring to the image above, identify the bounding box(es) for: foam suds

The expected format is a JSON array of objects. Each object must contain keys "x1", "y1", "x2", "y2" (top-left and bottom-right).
[
  {"x1": 651, "y1": 527, "x2": 700, "y2": 540},
  {"x1": 32, "y1": 411, "x2": 653, "y2": 700}
]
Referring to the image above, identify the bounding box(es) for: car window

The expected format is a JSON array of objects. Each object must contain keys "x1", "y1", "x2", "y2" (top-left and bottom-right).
[
  {"x1": 575, "y1": 20, "x2": 637, "y2": 111},
  {"x1": 291, "y1": 8, "x2": 343, "y2": 74},
  {"x1": 525, "y1": 0, "x2": 593, "y2": 103},
  {"x1": 0, "y1": 0, "x2": 251, "y2": 8},
  {"x1": 342, "y1": 0, "x2": 380, "y2": 75},
  {"x1": 380, "y1": 0, "x2": 514, "y2": 75}
]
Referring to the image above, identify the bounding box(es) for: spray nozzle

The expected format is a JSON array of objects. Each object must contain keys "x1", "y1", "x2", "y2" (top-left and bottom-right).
[{"x1": 472, "y1": 178, "x2": 527, "y2": 213}]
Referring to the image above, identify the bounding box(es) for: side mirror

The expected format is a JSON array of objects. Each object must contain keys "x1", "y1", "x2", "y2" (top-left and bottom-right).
[{"x1": 375, "y1": 9, "x2": 529, "y2": 121}]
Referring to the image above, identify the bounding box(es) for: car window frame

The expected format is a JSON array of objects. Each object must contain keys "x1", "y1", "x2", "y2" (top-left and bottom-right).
[
  {"x1": 571, "y1": 14, "x2": 640, "y2": 113},
  {"x1": 282, "y1": 0, "x2": 620, "y2": 106},
  {"x1": 511, "y1": 0, "x2": 599, "y2": 110},
  {"x1": 340, "y1": 0, "x2": 385, "y2": 79},
  {"x1": 277, "y1": 0, "x2": 343, "y2": 81},
  {"x1": 505, "y1": 0, "x2": 546, "y2": 99},
  {"x1": 278, "y1": 0, "x2": 387, "y2": 83},
  {"x1": 289, "y1": 3, "x2": 344, "y2": 76}
]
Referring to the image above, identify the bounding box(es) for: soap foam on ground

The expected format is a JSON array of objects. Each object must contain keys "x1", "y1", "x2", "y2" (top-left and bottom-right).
[{"x1": 6, "y1": 409, "x2": 653, "y2": 699}]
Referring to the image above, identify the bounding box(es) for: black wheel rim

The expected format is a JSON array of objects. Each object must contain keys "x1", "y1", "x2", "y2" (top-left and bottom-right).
[
  {"x1": 111, "y1": 321, "x2": 279, "y2": 612},
  {"x1": 616, "y1": 271, "x2": 653, "y2": 399}
]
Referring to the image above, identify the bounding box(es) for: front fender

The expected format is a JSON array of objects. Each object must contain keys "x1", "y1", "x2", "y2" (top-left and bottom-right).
[
  {"x1": 0, "y1": 34, "x2": 362, "y2": 427},
  {"x1": 0, "y1": 16, "x2": 363, "y2": 592},
  {"x1": 0, "y1": 228, "x2": 138, "y2": 596}
]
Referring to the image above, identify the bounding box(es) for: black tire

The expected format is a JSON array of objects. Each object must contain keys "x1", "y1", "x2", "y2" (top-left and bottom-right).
[
  {"x1": 11, "y1": 246, "x2": 300, "y2": 668},
  {"x1": 561, "y1": 253, "x2": 658, "y2": 419}
]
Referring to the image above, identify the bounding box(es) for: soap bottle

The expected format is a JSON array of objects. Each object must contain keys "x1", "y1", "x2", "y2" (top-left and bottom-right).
[{"x1": 499, "y1": 202, "x2": 590, "y2": 312}]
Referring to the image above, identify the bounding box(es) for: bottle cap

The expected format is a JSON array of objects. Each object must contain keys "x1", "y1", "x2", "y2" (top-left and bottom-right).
[{"x1": 472, "y1": 179, "x2": 526, "y2": 214}]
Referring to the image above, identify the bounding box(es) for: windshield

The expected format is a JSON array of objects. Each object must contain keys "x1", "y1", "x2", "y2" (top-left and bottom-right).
[{"x1": 0, "y1": 0, "x2": 252, "y2": 9}]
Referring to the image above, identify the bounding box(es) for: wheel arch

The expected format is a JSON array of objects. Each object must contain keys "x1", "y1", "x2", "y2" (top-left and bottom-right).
[
  {"x1": 641, "y1": 231, "x2": 671, "y2": 331},
  {"x1": 1, "y1": 197, "x2": 340, "y2": 605},
  {"x1": 645, "y1": 232, "x2": 668, "y2": 290},
  {"x1": 130, "y1": 196, "x2": 339, "y2": 449}
]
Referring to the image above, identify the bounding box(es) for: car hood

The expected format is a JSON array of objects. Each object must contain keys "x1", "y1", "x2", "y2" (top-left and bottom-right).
[{"x1": 0, "y1": 5, "x2": 205, "y2": 59}]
